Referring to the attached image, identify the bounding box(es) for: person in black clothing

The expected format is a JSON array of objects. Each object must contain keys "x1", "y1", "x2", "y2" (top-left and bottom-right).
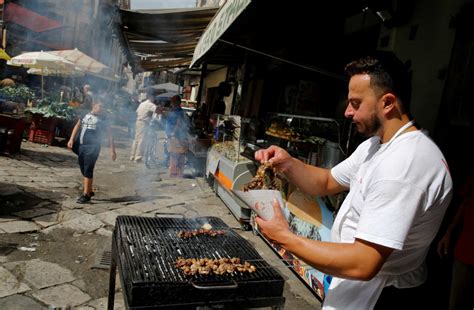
[
  {"x1": 211, "y1": 81, "x2": 231, "y2": 115},
  {"x1": 68, "y1": 97, "x2": 116, "y2": 204}
]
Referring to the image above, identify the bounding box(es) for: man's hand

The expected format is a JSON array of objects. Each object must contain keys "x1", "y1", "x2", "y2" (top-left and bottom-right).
[
  {"x1": 111, "y1": 150, "x2": 117, "y2": 161},
  {"x1": 437, "y1": 232, "x2": 451, "y2": 258},
  {"x1": 255, "y1": 199, "x2": 291, "y2": 244},
  {"x1": 255, "y1": 145, "x2": 295, "y2": 173},
  {"x1": 67, "y1": 140, "x2": 73, "y2": 149}
]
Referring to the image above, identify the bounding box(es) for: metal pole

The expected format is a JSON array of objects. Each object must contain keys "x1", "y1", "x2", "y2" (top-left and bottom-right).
[
  {"x1": 196, "y1": 62, "x2": 207, "y2": 109},
  {"x1": 41, "y1": 72, "x2": 44, "y2": 99}
]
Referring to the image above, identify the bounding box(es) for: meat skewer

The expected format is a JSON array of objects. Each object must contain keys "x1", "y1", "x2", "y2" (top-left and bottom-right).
[
  {"x1": 176, "y1": 229, "x2": 226, "y2": 239},
  {"x1": 243, "y1": 161, "x2": 279, "y2": 191},
  {"x1": 175, "y1": 257, "x2": 257, "y2": 276}
]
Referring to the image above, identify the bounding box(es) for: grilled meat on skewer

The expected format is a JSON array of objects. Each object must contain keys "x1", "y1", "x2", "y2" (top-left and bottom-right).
[
  {"x1": 175, "y1": 257, "x2": 257, "y2": 276},
  {"x1": 177, "y1": 229, "x2": 225, "y2": 239},
  {"x1": 243, "y1": 161, "x2": 279, "y2": 191}
]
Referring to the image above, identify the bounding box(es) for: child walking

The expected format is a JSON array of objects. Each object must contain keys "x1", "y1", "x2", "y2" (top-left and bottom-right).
[{"x1": 68, "y1": 97, "x2": 116, "y2": 204}]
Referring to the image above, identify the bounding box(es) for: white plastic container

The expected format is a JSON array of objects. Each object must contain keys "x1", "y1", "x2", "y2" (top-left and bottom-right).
[{"x1": 232, "y1": 189, "x2": 285, "y2": 221}]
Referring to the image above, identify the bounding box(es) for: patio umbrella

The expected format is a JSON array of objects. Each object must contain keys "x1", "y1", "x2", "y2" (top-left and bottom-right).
[
  {"x1": 48, "y1": 48, "x2": 109, "y2": 75},
  {"x1": 26, "y1": 67, "x2": 84, "y2": 77},
  {"x1": 156, "y1": 91, "x2": 178, "y2": 99},
  {"x1": 150, "y1": 82, "x2": 179, "y2": 92},
  {"x1": 7, "y1": 51, "x2": 76, "y2": 97},
  {"x1": 7, "y1": 50, "x2": 75, "y2": 70}
]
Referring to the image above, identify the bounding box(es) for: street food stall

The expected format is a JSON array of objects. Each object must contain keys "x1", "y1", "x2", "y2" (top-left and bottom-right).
[{"x1": 205, "y1": 112, "x2": 349, "y2": 299}]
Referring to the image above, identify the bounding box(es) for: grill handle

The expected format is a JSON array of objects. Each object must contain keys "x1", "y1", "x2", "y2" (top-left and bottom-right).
[{"x1": 189, "y1": 279, "x2": 238, "y2": 290}]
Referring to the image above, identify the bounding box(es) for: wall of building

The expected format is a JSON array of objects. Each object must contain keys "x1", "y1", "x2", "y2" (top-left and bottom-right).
[
  {"x1": 204, "y1": 67, "x2": 234, "y2": 113},
  {"x1": 384, "y1": 0, "x2": 467, "y2": 133},
  {"x1": 344, "y1": 0, "x2": 469, "y2": 133},
  {"x1": 205, "y1": 67, "x2": 227, "y2": 88},
  {"x1": 5, "y1": 0, "x2": 126, "y2": 86}
]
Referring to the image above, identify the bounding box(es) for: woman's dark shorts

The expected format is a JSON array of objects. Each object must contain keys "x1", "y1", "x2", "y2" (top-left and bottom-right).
[{"x1": 78, "y1": 144, "x2": 101, "y2": 178}]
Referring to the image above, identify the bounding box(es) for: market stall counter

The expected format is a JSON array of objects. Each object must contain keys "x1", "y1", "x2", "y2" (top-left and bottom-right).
[
  {"x1": 206, "y1": 144, "x2": 256, "y2": 230},
  {"x1": 205, "y1": 115, "x2": 258, "y2": 230}
]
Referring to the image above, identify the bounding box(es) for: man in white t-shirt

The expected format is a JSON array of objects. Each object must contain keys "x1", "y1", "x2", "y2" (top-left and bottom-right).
[
  {"x1": 130, "y1": 89, "x2": 158, "y2": 162},
  {"x1": 254, "y1": 53, "x2": 453, "y2": 309}
]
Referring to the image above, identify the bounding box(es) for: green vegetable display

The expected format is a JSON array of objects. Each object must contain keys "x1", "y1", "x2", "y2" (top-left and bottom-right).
[
  {"x1": 0, "y1": 85, "x2": 35, "y2": 103},
  {"x1": 25, "y1": 98, "x2": 76, "y2": 120}
]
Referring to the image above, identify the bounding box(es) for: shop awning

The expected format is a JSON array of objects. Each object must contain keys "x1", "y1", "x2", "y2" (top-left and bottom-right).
[
  {"x1": 190, "y1": 0, "x2": 252, "y2": 68},
  {"x1": 4, "y1": 3, "x2": 62, "y2": 33},
  {"x1": 187, "y1": 1, "x2": 358, "y2": 80},
  {"x1": 118, "y1": 6, "x2": 219, "y2": 73}
]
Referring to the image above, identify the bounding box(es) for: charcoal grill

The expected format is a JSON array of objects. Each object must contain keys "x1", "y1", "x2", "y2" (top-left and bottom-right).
[{"x1": 107, "y1": 215, "x2": 285, "y2": 309}]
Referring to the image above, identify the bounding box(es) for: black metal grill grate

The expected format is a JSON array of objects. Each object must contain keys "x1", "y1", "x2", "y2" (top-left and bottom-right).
[{"x1": 114, "y1": 215, "x2": 285, "y2": 308}]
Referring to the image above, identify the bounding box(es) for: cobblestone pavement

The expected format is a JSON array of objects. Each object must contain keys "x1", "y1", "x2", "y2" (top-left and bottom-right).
[{"x1": 0, "y1": 126, "x2": 321, "y2": 309}]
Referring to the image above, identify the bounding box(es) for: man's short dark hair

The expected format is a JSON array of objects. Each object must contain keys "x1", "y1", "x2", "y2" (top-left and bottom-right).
[
  {"x1": 344, "y1": 52, "x2": 412, "y2": 113},
  {"x1": 171, "y1": 95, "x2": 181, "y2": 103}
]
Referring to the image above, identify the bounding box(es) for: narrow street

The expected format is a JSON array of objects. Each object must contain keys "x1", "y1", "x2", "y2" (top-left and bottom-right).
[{"x1": 0, "y1": 125, "x2": 321, "y2": 309}]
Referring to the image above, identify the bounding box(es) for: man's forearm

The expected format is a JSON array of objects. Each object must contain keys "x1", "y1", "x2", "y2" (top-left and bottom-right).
[
  {"x1": 283, "y1": 158, "x2": 337, "y2": 196},
  {"x1": 280, "y1": 232, "x2": 390, "y2": 281}
]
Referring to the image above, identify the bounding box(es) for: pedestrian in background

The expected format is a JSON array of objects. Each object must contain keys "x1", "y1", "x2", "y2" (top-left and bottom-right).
[
  {"x1": 0, "y1": 77, "x2": 16, "y2": 88},
  {"x1": 126, "y1": 94, "x2": 139, "y2": 138},
  {"x1": 82, "y1": 84, "x2": 93, "y2": 110},
  {"x1": 129, "y1": 89, "x2": 158, "y2": 163},
  {"x1": 68, "y1": 96, "x2": 116, "y2": 204},
  {"x1": 166, "y1": 95, "x2": 189, "y2": 177},
  {"x1": 438, "y1": 169, "x2": 474, "y2": 310}
]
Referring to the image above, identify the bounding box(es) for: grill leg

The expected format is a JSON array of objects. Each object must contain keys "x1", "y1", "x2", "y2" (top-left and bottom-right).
[
  {"x1": 271, "y1": 298, "x2": 286, "y2": 310},
  {"x1": 107, "y1": 233, "x2": 118, "y2": 310}
]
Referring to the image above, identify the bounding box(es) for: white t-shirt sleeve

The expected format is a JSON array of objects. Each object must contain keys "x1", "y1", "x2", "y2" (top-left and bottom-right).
[
  {"x1": 355, "y1": 180, "x2": 425, "y2": 250},
  {"x1": 331, "y1": 158, "x2": 353, "y2": 188},
  {"x1": 331, "y1": 143, "x2": 365, "y2": 187}
]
